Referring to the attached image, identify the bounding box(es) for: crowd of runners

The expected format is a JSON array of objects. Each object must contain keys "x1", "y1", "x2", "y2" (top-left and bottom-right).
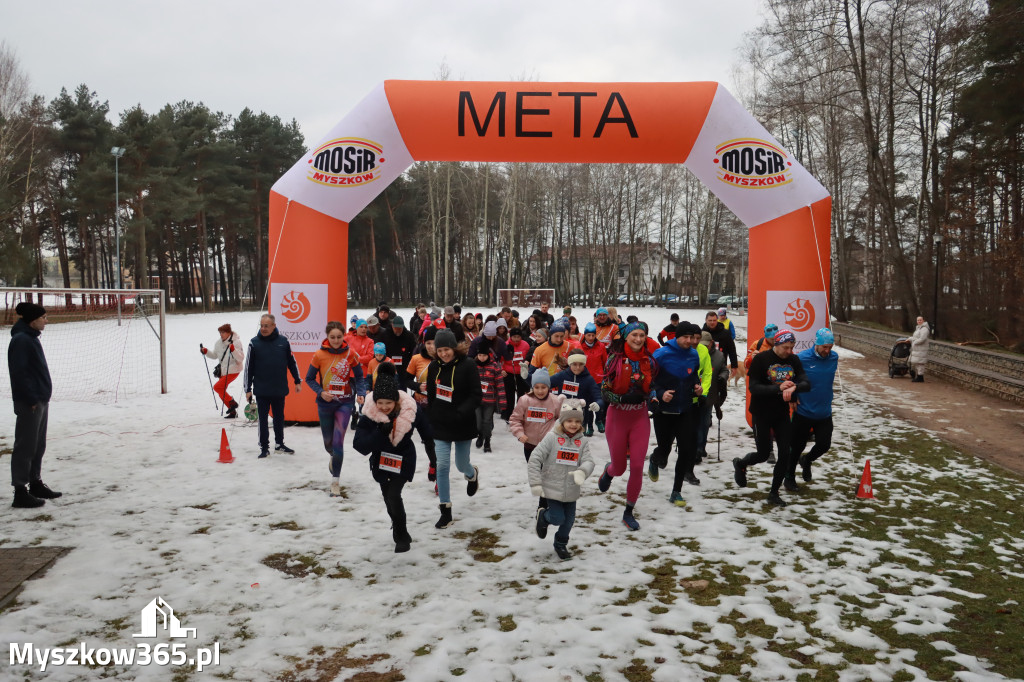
[{"x1": 230, "y1": 301, "x2": 839, "y2": 559}]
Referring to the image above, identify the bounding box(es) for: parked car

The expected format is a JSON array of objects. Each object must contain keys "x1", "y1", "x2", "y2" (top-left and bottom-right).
[
  {"x1": 717, "y1": 296, "x2": 737, "y2": 307},
  {"x1": 706, "y1": 294, "x2": 720, "y2": 305}
]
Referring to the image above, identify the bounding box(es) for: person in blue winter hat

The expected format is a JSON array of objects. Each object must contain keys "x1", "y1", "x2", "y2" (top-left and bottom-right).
[{"x1": 788, "y1": 327, "x2": 839, "y2": 484}]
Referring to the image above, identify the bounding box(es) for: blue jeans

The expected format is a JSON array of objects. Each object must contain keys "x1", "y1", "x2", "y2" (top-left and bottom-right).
[
  {"x1": 543, "y1": 499, "x2": 577, "y2": 544},
  {"x1": 434, "y1": 439, "x2": 474, "y2": 504},
  {"x1": 318, "y1": 400, "x2": 354, "y2": 477}
]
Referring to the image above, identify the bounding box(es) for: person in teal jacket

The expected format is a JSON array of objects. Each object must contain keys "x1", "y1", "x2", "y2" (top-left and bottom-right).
[{"x1": 789, "y1": 328, "x2": 838, "y2": 484}]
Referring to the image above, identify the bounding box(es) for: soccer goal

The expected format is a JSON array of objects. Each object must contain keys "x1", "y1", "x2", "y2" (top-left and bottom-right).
[
  {"x1": 0, "y1": 288, "x2": 167, "y2": 403},
  {"x1": 496, "y1": 288, "x2": 555, "y2": 309}
]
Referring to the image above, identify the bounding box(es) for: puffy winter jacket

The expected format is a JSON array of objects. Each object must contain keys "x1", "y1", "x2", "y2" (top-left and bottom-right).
[
  {"x1": 353, "y1": 391, "x2": 426, "y2": 483},
  {"x1": 345, "y1": 333, "x2": 376, "y2": 376},
  {"x1": 426, "y1": 354, "x2": 482, "y2": 441},
  {"x1": 8, "y1": 319, "x2": 52, "y2": 404},
  {"x1": 476, "y1": 357, "x2": 508, "y2": 412},
  {"x1": 379, "y1": 326, "x2": 418, "y2": 372},
  {"x1": 207, "y1": 332, "x2": 244, "y2": 376},
  {"x1": 503, "y1": 339, "x2": 531, "y2": 374},
  {"x1": 509, "y1": 391, "x2": 566, "y2": 445},
  {"x1": 244, "y1": 328, "x2": 300, "y2": 397},
  {"x1": 796, "y1": 346, "x2": 838, "y2": 420},
  {"x1": 652, "y1": 341, "x2": 700, "y2": 413},
  {"x1": 527, "y1": 423, "x2": 596, "y2": 503},
  {"x1": 550, "y1": 367, "x2": 602, "y2": 409},
  {"x1": 910, "y1": 322, "x2": 931, "y2": 365},
  {"x1": 580, "y1": 339, "x2": 608, "y2": 383}
]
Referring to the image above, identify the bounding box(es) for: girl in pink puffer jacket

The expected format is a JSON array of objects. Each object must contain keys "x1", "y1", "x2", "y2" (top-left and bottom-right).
[{"x1": 509, "y1": 369, "x2": 566, "y2": 464}]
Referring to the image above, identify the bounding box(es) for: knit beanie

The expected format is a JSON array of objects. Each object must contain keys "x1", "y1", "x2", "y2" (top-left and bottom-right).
[
  {"x1": 763, "y1": 323, "x2": 778, "y2": 340},
  {"x1": 774, "y1": 329, "x2": 796, "y2": 345},
  {"x1": 496, "y1": 318, "x2": 508, "y2": 329},
  {"x1": 584, "y1": 322, "x2": 597, "y2": 334},
  {"x1": 373, "y1": 363, "x2": 400, "y2": 402},
  {"x1": 476, "y1": 339, "x2": 492, "y2": 357},
  {"x1": 596, "y1": 307, "x2": 609, "y2": 316},
  {"x1": 559, "y1": 398, "x2": 585, "y2": 424},
  {"x1": 815, "y1": 328, "x2": 835, "y2": 345},
  {"x1": 423, "y1": 325, "x2": 439, "y2": 343},
  {"x1": 391, "y1": 316, "x2": 405, "y2": 329},
  {"x1": 434, "y1": 328, "x2": 458, "y2": 350},
  {"x1": 483, "y1": 321, "x2": 498, "y2": 337},
  {"x1": 374, "y1": 342, "x2": 386, "y2": 356},
  {"x1": 550, "y1": 322, "x2": 567, "y2": 335},
  {"x1": 16, "y1": 301, "x2": 46, "y2": 323},
  {"x1": 531, "y1": 368, "x2": 551, "y2": 388},
  {"x1": 567, "y1": 352, "x2": 587, "y2": 366},
  {"x1": 621, "y1": 321, "x2": 644, "y2": 338}
]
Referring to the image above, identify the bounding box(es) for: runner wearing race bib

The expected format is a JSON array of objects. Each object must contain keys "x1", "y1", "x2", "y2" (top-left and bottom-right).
[
  {"x1": 549, "y1": 352, "x2": 604, "y2": 438},
  {"x1": 509, "y1": 369, "x2": 566, "y2": 513}
]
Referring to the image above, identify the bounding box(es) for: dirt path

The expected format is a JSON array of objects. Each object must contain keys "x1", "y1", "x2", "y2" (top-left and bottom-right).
[{"x1": 838, "y1": 352, "x2": 1024, "y2": 478}]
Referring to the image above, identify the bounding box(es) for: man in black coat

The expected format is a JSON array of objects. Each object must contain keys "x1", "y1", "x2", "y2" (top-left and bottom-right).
[
  {"x1": 379, "y1": 316, "x2": 418, "y2": 374},
  {"x1": 243, "y1": 314, "x2": 301, "y2": 458},
  {"x1": 702, "y1": 311, "x2": 739, "y2": 380},
  {"x1": 7, "y1": 301, "x2": 60, "y2": 508}
]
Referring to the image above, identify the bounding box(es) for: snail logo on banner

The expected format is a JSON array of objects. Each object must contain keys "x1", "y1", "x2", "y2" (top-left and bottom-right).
[
  {"x1": 307, "y1": 138, "x2": 385, "y2": 187},
  {"x1": 765, "y1": 290, "x2": 828, "y2": 349},
  {"x1": 713, "y1": 139, "x2": 794, "y2": 189},
  {"x1": 272, "y1": 283, "x2": 327, "y2": 352}
]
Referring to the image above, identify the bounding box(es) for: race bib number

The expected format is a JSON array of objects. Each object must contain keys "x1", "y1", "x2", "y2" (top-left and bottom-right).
[
  {"x1": 527, "y1": 407, "x2": 552, "y2": 423},
  {"x1": 391, "y1": 355, "x2": 404, "y2": 365},
  {"x1": 436, "y1": 383, "x2": 454, "y2": 403},
  {"x1": 601, "y1": 337, "x2": 612, "y2": 347},
  {"x1": 329, "y1": 381, "x2": 352, "y2": 398},
  {"x1": 379, "y1": 453, "x2": 403, "y2": 474},
  {"x1": 481, "y1": 381, "x2": 491, "y2": 393},
  {"x1": 562, "y1": 380, "x2": 579, "y2": 397},
  {"x1": 555, "y1": 437, "x2": 582, "y2": 466},
  {"x1": 513, "y1": 351, "x2": 524, "y2": 362}
]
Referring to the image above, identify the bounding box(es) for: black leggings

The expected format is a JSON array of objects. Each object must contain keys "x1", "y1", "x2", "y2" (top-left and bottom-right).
[
  {"x1": 746, "y1": 413, "x2": 792, "y2": 494},
  {"x1": 788, "y1": 414, "x2": 833, "y2": 475},
  {"x1": 651, "y1": 411, "x2": 697, "y2": 491},
  {"x1": 379, "y1": 477, "x2": 409, "y2": 544}
]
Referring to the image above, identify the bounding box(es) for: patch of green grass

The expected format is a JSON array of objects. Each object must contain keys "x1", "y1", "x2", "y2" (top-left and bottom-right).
[
  {"x1": 191, "y1": 526, "x2": 210, "y2": 535},
  {"x1": 269, "y1": 520, "x2": 302, "y2": 531},
  {"x1": 497, "y1": 615, "x2": 517, "y2": 632},
  {"x1": 621, "y1": 658, "x2": 655, "y2": 681},
  {"x1": 613, "y1": 586, "x2": 647, "y2": 606},
  {"x1": 261, "y1": 552, "x2": 326, "y2": 578},
  {"x1": 452, "y1": 529, "x2": 513, "y2": 562},
  {"x1": 412, "y1": 645, "x2": 431, "y2": 657},
  {"x1": 276, "y1": 642, "x2": 402, "y2": 682}
]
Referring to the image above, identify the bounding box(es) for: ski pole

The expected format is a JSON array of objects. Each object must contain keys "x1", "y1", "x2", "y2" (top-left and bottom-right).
[
  {"x1": 200, "y1": 343, "x2": 218, "y2": 410},
  {"x1": 717, "y1": 414, "x2": 721, "y2": 462}
]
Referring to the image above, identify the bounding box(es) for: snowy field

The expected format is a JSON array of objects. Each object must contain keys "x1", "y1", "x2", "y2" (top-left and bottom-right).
[{"x1": 1, "y1": 307, "x2": 1022, "y2": 680}]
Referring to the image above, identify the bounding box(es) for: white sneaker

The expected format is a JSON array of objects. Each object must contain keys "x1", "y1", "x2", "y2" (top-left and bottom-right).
[{"x1": 330, "y1": 482, "x2": 341, "y2": 497}]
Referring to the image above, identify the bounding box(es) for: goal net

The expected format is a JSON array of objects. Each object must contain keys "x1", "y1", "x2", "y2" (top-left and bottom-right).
[
  {"x1": 0, "y1": 288, "x2": 167, "y2": 403},
  {"x1": 496, "y1": 288, "x2": 555, "y2": 309}
]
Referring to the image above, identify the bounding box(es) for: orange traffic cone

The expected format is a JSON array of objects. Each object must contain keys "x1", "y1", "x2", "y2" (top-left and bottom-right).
[
  {"x1": 856, "y1": 459, "x2": 873, "y2": 499},
  {"x1": 218, "y1": 428, "x2": 235, "y2": 463}
]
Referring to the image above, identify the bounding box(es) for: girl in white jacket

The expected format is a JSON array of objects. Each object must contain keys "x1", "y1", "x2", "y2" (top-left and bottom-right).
[
  {"x1": 528, "y1": 400, "x2": 596, "y2": 560},
  {"x1": 202, "y1": 323, "x2": 245, "y2": 418}
]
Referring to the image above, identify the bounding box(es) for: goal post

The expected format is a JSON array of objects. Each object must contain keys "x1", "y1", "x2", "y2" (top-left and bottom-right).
[
  {"x1": 496, "y1": 288, "x2": 555, "y2": 309},
  {"x1": 0, "y1": 288, "x2": 167, "y2": 402}
]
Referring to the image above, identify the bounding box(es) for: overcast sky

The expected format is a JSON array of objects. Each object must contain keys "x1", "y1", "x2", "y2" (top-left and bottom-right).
[{"x1": 3, "y1": 0, "x2": 764, "y2": 146}]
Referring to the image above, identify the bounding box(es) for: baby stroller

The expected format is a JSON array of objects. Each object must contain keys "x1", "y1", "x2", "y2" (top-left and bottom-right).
[{"x1": 888, "y1": 340, "x2": 913, "y2": 378}]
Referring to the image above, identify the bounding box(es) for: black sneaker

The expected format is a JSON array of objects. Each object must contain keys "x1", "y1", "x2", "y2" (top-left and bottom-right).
[
  {"x1": 467, "y1": 466, "x2": 479, "y2": 497},
  {"x1": 800, "y1": 455, "x2": 812, "y2": 482},
  {"x1": 767, "y1": 492, "x2": 787, "y2": 507},
  {"x1": 483, "y1": 439, "x2": 492, "y2": 453},
  {"x1": 29, "y1": 480, "x2": 62, "y2": 499},
  {"x1": 783, "y1": 477, "x2": 800, "y2": 492},
  {"x1": 275, "y1": 443, "x2": 295, "y2": 454},
  {"x1": 258, "y1": 448, "x2": 269, "y2": 459},
  {"x1": 535, "y1": 508, "x2": 549, "y2": 539},
  {"x1": 732, "y1": 458, "x2": 747, "y2": 488},
  {"x1": 224, "y1": 407, "x2": 237, "y2": 419},
  {"x1": 553, "y1": 542, "x2": 573, "y2": 560},
  {"x1": 683, "y1": 473, "x2": 701, "y2": 486},
  {"x1": 12, "y1": 486, "x2": 45, "y2": 509},
  {"x1": 622, "y1": 510, "x2": 640, "y2": 531},
  {"x1": 598, "y1": 465, "x2": 612, "y2": 492},
  {"x1": 767, "y1": 452, "x2": 777, "y2": 464}
]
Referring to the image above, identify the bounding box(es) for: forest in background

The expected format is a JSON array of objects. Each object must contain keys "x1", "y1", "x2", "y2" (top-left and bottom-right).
[{"x1": 0, "y1": 0, "x2": 1021, "y2": 346}]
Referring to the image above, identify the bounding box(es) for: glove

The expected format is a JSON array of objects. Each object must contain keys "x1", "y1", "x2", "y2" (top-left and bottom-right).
[
  {"x1": 428, "y1": 466, "x2": 437, "y2": 482},
  {"x1": 519, "y1": 362, "x2": 530, "y2": 379},
  {"x1": 229, "y1": 344, "x2": 235, "y2": 352},
  {"x1": 572, "y1": 470, "x2": 586, "y2": 486},
  {"x1": 715, "y1": 405, "x2": 724, "y2": 421},
  {"x1": 697, "y1": 395, "x2": 707, "y2": 408},
  {"x1": 588, "y1": 402, "x2": 600, "y2": 413},
  {"x1": 377, "y1": 420, "x2": 393, "y2": 435},
  {"x1": 531, "y1": 485, "x2": 544, "y2": 497},
  {"x1": 200, "y1": 344, "x2": 207, "y2": 355}
]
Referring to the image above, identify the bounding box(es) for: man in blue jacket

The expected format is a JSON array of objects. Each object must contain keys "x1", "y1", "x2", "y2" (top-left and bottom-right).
[
  {"x1": 244, "y1": 314, "x2": 301, "y2": 458},
  {"x1": 789, "y1": 328, "x2": 839, "y2": 484},
  {"x1": 8, "y1": 301, "x2": 60, "y2": 508},
  {"x1": 650, "y1": 322, "x2": 703, "y2": 505}
]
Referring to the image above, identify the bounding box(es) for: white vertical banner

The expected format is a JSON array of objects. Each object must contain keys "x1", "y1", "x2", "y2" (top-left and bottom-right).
[
  {"x1": 271, "y1": 283, "x2": 328, "y2": 352},
  {"x1": 765, "y1": 290, "x2": 829, "y2": 350}
]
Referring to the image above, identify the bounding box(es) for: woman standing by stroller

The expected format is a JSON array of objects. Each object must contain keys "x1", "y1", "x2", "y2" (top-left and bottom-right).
[{"x1": 202, "y1": 323, "x2": 245, "y2": 418}]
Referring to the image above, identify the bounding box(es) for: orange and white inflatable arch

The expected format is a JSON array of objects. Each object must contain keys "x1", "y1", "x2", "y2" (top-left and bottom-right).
[{"x1": 270, "y1": 81, "x2": 831, "y2": 421}]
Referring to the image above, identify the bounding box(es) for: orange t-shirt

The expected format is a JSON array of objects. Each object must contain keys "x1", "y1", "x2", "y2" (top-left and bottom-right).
[
  {"x1": 405, "y1": 354, "x2": 432, "y2": 403},
  {"x1": 531, "y1": 340, "x2": 581, "y2": 375}
]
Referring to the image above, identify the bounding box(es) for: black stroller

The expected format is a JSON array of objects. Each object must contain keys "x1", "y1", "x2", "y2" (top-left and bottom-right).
[{"x1": 888, "y1": 339, "x2": 913, "y2": 378}]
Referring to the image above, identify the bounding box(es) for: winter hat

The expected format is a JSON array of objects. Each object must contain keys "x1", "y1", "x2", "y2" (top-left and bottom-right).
[
  {"x1": 559, "y1": 399, "x2": 585, "y2": 424},
  {"x1": 815, "y1": 328, "x2": 835, "y2": 345},
  {"x1": 700, "y1": 331, "x2": 714, "y2": 348},
  {"x1": 567, "y1": 352, "x2": 587, "y2": 366},
  {"x1": 373, "y1": 363, "x2": 400, "y2": 402},
  {"x1": 509, "y1": 326, "x2": 523, "y2": 338},
  {"x1": 355, "y1": 319, "x2": 367, "y2": 328},
  {"x1": 430, "y1": 307, "x2": 442, "y2": 320},
  {"x1": 443, "y1": 305, "x2": 456, "y2": 316},
  {"x1": 763, "y1": 323, "x2": 779, "y2": 340},
  {"x1": 774, "y1": 329, "x2": 796, "y2": 345},
  {"x1": 717, "y1": 307, "x2": 728, "y2": 318},
  {"x1": 563, "y1": 306, "x2": 572, "y2": 315},
  {"x1": 366, "y1": 315, "x2": 380, "y2": 326},
  {"x1": 423, "y1": 325, "x2": 439, "y2": 343},
  {"x1": 391, "y1": 316, "x2": 405, "y2": 329},
  {"x1": 15, "y1": 301, "x2": 46, "y2": 323},
  {"x1": 495, "y1": 318, "x2": 508, "y2": 329},
  {"x1": 621, "y1": 321, "x2": 644, "y2": 338},
  {"x1": 476, "y1": 339, "x2": 492, "y2": 357},
  {"x1": 584, "y1": 322, "x2": 597, "y2": 334},
  {"x1": 531, "y1": 368, "x2": 551, "y2": 388},
  {"x1": 550, "y1": 322, "x2": 567, "y2": 335},
  {"x1": 218, "y1": 323, "x2": 233, "y2": 334},
  {"x1": 453, "y1": 305, "x2": 462, "y2": 315},
  {"x1": 350, "y1": 314, "x2": 359, "y2": 325},
  {"x1": 596, "y1": 307, "x2": 609, "y2": 316},
  {"x1": 373, "y1": 342, "x2": 386, "y2": 356},
  {"x1": 483, "y1": 321, "x2": 498, "y2": 337},
  {"x1": 434, "y1": 328, "x2": 458, "y2": 350}
]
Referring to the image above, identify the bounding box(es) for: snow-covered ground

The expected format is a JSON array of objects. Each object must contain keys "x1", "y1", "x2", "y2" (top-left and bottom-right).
[{"x1": 0, "y1": 307, "x2": 1017, "y2": 680}]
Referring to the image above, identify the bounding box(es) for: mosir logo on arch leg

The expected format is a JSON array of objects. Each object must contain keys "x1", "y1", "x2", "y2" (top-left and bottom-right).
[
  {"x1": 271, "y1": 283, "x2": 327, "y2": 352},
  {"x1": 765, "y1": 290, "x2": 828, "y2": 350}
]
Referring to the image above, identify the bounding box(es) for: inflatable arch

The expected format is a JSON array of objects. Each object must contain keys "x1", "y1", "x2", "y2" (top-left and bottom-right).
[{"x1": 269, "y1": 81, "x2": 831, "y2": 420}]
